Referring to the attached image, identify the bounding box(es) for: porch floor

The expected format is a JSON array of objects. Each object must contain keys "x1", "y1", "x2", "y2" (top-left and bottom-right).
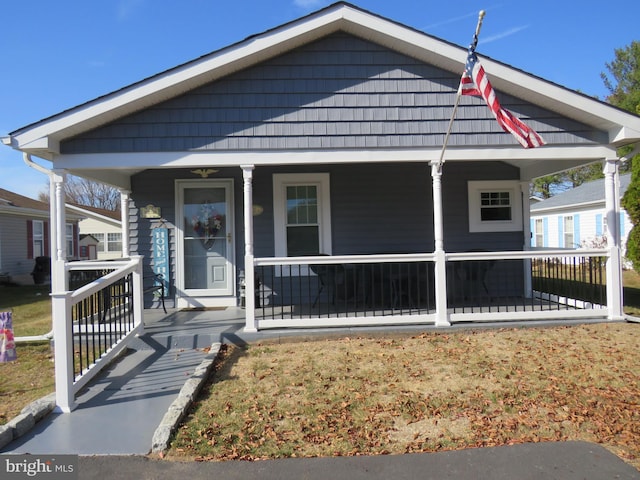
[{"x1": 2, "y1": 307, "x2": 613, "y2": 455}]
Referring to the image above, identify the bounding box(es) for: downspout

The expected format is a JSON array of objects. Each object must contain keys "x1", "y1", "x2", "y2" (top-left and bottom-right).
[{"x1": 18, "y1": 153, "x2": 55, "y2": 343}]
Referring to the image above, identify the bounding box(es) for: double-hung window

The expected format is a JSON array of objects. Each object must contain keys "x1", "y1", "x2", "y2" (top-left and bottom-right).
[
  {"x1": 273, "y1": 173, "x2": 332, "y2": 259},
  {"x1": 467, "y1": 180, "x2": 522, "y2": 232},
  {"x1": 32, "y1": 220, "x2": 44, "y2": 257},
  {"x1": 563, "y1": 216, "x2": 574, "y2": 248}
]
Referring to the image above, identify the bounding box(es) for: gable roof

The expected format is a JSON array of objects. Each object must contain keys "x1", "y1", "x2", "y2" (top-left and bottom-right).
[
  {"x1": 531, "y1": 174, "x2": 631, "y2": 212},
  {"x1": 0, "y1": 188, "x2": 85, "y2": 221},
  {"x1": 66, "y1": 203, "x2": 121, "y2": 224},
  {"x1": 0, "y1": 188, "x2": 49, "y2": 215},
  {"x1": 4, "y1": 2, "x2": 640, "y2": 161}
]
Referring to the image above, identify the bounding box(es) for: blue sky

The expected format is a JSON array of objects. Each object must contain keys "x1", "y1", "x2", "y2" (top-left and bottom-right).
[{"x1": 1, "y1": 0, "x2": 638, "y2": 199}]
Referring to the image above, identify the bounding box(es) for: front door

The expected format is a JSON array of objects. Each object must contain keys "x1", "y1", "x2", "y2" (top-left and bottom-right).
[{"x1": 176, "y1": 179, "x2": 235, "y2": 307}]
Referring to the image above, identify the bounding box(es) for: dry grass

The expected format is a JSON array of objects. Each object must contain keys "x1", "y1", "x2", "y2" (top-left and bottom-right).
[
  {"x1": 0, "y1": 284, "x2": 54, "y2": 425},
  {"x1": 167, "y1": 323, "x2": 640, "y2": 470}
]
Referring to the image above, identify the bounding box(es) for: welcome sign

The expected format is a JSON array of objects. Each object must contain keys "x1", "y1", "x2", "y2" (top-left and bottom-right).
[{"x1": 152, "y1": 227, "x2": 170, "y2": 294}]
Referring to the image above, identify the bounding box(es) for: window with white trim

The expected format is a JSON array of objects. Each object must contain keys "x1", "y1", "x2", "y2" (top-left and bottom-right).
[
  {"x1": 467, "y1": 180, "x2": 522, "y2": 232},
  {"x1": 66, "y1": 224, "x2": 74, "y2": 257},
  {"x1": 563, "y1": 216, "x2": 574, "y2": 248},
  {"x1": 273, "y1": 173, "x2": 332, "y2": 258},
  {"x1": 535, "y1": 218, "x2": 544, "y2": 247},
  {"x1": 88, "y1": 232, "x2": 121, "y2": 252},
  {"x1": 33, "y1": 220, "x2": 44, "y2": 257}
]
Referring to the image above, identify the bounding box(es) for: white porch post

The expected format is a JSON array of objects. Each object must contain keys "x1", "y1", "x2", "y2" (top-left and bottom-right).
[
  {"x1": 521, "y1": 181, "x2": 533, "y2": 298},
  {"x1": 119, "y1": 189, "x2": 131, "y2": 257},
  {"x1": 604, "y1": 159, "x2": 624, "y2": 320},
  {"x1": 50, "y1": 169, "x2": 75, "y2": 412},
  {"x1": 242, "y1": 165, "x2": 257, "y2": 332},
  {"x1": 431, "y1": 162, "x2": 450, "y2": 327}
]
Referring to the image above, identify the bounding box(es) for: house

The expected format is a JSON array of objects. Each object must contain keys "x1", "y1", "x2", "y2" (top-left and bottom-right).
[
  {"x1": 530, "y1": 174, "x2": 633, "y2": 254},
  {"x1": 5, "y1": 1, "x2": 640, "y2": 412},
  {"x1": 67, "y1": 204, "x2": 123, "y2": 260},
  {"x1": 0, "y1": 188, "x2": 82, "y2": 284}
]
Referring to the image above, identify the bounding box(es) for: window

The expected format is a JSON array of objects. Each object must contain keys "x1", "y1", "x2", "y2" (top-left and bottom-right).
[
  {"x1": 88, "y1": 232, "x2": 121, "y2": 253},
  {"x1": 563, "y1": 216, "x2": 574, "y2": 248},
  {"x1": 107, "y1": 233, "x2": 122, "y2": 252},
  {"x1": 92, "y1": 233, "x2": 105, "y2": 252},
  {"x1": 273, "y1": 173, "x2": 331, "y2": 258},
  {"x1": 535, "y1": 218, "x2": 544, "y2": 247},
  {"x1": 33, "y1": 220, "x2": 44, "y2": 257},
  {"x1": 66, "y1": 224, "x2": 74, "y2": 257},
  {"x1": 468, "y1": 181, "x2": 522, "y2": 232}
]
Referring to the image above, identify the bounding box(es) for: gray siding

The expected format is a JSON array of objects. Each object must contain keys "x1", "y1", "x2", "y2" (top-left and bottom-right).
[
  {"x1": 0, "y1": 215, "x2": 36, "y2": 278},
  {"x1": 61, "y1": 33, "x2": 605, "y2": 154},
  {"x1": 442, "y1": 161, "x2": 522, "y2": 252},
  {"x1": 128, "y1": 162, "x2": 521, "y2": 297}
]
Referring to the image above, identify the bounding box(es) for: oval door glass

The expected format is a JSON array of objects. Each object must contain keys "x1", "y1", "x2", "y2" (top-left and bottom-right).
[{"x1": 183, "y1": 187, "x2": 228, "y2": 290}]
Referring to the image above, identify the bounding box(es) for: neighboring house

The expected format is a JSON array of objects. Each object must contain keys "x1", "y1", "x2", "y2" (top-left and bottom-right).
[
  {"x1": 67, "y1": 204, "x2": 123, "y2": 260},
  {"x1": 3, "y1": 3, "x2": 640, "y2": 328},
  {"x1": 0, "y1": 188, "x2": 82, "y2": 284},
  {"x1": 530, "y1": 174, "x2": 632, "y2": 253}
]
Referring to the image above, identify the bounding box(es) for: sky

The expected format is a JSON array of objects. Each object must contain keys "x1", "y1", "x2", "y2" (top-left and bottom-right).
[{"x1": 1, "y1": 0, "x2": 638, "y2": 199}]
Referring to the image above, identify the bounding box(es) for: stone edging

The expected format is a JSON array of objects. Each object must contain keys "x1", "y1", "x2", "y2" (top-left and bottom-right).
[
  {"x1": 0, "y1": 393, "x2": 56, "y2": 450},
  {"x1": 151, "y1": 342, "x2": 222, "y2": 453}
]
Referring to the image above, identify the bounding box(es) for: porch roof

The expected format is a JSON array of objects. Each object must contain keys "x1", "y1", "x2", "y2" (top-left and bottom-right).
[{"x1": 4, "y1": 2, "x2": 640, "y2": 168}]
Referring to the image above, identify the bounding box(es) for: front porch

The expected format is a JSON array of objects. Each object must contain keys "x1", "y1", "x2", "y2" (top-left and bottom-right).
[{"x1": 248, "y1": 249, "x2": 609, "y2": 330}]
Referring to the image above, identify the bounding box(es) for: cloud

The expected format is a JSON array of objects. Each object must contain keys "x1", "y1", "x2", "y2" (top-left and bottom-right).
[
  {"x1": 422, "y1": 11, "x2": 478, "y2": 31},
  {"x1": 479, "y1": 25, "x2": 529, "y2": 45},
  {"x1": 292, "y1": 0, "x2": 325, "y2": 8},
  {"x1": 117, "y1": 0, "x2": 145, "y2": 21}
]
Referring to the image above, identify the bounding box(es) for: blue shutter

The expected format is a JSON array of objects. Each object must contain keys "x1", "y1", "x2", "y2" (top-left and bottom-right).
[
  {"x1": 595, "y1": 214, "x2": 603, "y2": 236},
  {"x1": 573, "y1": 214, "x2": 580, "y2": 248},
  {"x1": 558, "y1": 217, "x2": 564, "y2": 248},
  {"x1": 543, "y1": 217, "x2": 549, "y2": 247},
  {"x1": 620, "y1": 212, "x2": 625, "y2": 237}
]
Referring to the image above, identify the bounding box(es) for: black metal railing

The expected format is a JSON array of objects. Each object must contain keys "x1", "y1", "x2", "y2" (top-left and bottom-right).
[
  {"x1": 531, "y1": 255, "x2": 606, "y2": 308},
  {"x1": 255, "y1": 258, "x2": 435, "y2": 320},
  {"x1": 71, "y1": 271, "x2": 135, "y2": 379}
]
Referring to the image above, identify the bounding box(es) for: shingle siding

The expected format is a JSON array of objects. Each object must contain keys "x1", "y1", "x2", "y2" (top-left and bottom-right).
[{"x1": 61, "y1": 33, "x2": 604, "y2": 154}]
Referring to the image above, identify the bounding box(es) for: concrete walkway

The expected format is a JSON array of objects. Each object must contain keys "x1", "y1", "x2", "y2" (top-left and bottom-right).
[{"x1": 1, "y1": 309, "x2": 638, "y2": 478}]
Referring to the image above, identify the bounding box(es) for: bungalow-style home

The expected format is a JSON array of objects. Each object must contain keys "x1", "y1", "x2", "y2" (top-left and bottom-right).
[
  {"x1": 530, "y1": 174, "x2": 633, "y2": 254},
  {"x1": 0, "y1": 188, "x2": 82, "y2": 284},
  {"x1": 66, "y1": 204, "x2": 123, "y2": 260},
  {"x1": 4, "y1": 0, "x2": 640, "y2": 411}
]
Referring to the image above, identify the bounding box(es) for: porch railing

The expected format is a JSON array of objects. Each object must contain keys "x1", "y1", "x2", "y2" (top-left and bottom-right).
[
  {"x1": 251, "y1": 249, "x2": 609, "y2": 329},
  {"x1": 52, "y1": 256, "x2": 144, "y2": 412},
  {"x1": 445, "y1": 249, "x2": 607, "y2": 323},
  {"x1": 254, "y1": 254, "x2": 437, "y2": 328}
]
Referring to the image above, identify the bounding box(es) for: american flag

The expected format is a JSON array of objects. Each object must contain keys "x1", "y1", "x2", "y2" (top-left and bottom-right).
[{"x1": 460, "y1": 50, "x2": 545, "y2": 148}]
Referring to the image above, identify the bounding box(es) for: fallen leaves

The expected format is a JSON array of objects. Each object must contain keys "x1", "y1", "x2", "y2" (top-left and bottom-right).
[{"x1": 166, "y1": 324, "x2": 640, "y2": 470}]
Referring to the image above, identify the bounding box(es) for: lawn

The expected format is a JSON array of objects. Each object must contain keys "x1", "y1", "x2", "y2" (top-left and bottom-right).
[
  {"x1": 0, "y1": 284, "x2": 55, "y2": 425},
  {"x1": 167, "y1": 323, "x2": 640, "y2": 470}
]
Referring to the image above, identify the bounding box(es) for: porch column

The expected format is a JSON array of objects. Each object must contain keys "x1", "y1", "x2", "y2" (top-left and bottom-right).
[
  {"x1": 604, "y1": 159, "x2": 624, "y2": 319},
  {"x1": 51, "y1": 169, "x2": 67, "y2": 291},
  {"x1": 431, "y1": 162, "x2": 450, "y2": 326},
  {"x1": 241, "y1": 165, "x2": 257, "y2": 332},
  {"x1": 521, "y1": 181, "x2": 533, "y2": 298},
  {"x1": 50, "y1": 169, "x2": 76, "y2": 412},
  {"x1": 119, "y1": 189, "x2": 131, "y2": 257}
]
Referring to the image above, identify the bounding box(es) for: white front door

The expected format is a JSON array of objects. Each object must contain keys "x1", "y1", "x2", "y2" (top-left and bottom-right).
[{"x1": 176, "y1": 179, "x2": 235, "y2": 307}]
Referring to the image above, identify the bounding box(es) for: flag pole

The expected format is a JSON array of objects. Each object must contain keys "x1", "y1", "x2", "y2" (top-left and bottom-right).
[{"x1": 436, "y1": 10, "x2": 486, "y2": 168}]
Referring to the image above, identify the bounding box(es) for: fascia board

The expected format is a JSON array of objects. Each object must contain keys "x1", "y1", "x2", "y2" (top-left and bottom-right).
[
  {"x1": 531, "y1": 200, "x2": 604, "y2": 215},
  {"x1": 65, "y1": 204, "x2": 122, "y2": 226},
  {"x1": 55, "y1": 144, "x2": 614, "y2": 170}
]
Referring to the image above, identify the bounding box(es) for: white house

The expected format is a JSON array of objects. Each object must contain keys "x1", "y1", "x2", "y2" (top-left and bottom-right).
[
  {"x1": 530, "y1": 174, "x2": 632, "y2": 255},
  {"x1": 66, "y1": 204, "x2": 123, "y2": 260}
]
